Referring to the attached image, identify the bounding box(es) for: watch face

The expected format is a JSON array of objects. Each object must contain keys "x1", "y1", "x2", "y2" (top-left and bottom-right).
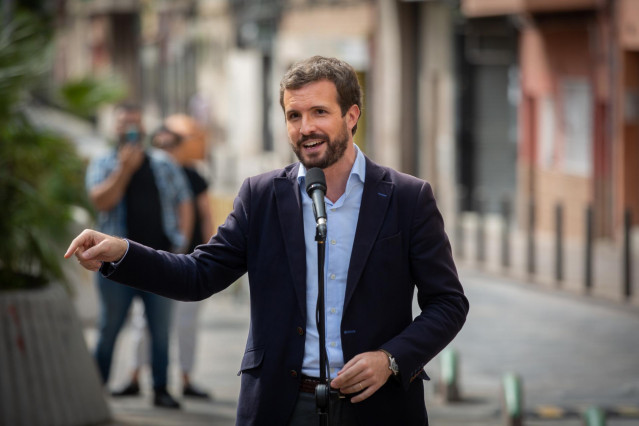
[
  {"x1": 390, "y1": 357, "x2": 399, "y2": 375},
  {"x1": 381, "y1": 349, "x2": 399, "y2": 375}
]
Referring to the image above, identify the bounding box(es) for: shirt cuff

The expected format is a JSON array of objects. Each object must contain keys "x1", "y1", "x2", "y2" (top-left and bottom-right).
[
  {"x1": 112, "y1": 239, "x2": 130, "y2": 267},
  {"x1": 100, "y1": 239, "x2": 129, "y2": 276}
]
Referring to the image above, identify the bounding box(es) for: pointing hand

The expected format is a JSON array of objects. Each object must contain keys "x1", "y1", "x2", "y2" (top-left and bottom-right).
[{"x1": 64, "y1": 229, "x2": 128, "y2": 271}]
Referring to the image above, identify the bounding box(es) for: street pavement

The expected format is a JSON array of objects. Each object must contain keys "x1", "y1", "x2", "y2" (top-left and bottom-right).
[
  {"x1": 427, "y1": 267, "x2": 639, "y2": 426},
  {"x1": 78, "y1": 267, "x2": 639, "y2": 425}
]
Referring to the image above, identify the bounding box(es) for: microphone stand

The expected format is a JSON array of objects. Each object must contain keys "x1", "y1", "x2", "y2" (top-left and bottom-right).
[{"x1": 314, "y1": 222, "x2": 331, "y2": 425}]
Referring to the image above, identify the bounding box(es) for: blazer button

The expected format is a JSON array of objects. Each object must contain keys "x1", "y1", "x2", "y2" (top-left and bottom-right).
[
  {"x1": 297, "y1": 326, "x2": 304, "y2": 336},
  {"x1": 290, "y1": 370, "x2": 298, "y2": 378}
]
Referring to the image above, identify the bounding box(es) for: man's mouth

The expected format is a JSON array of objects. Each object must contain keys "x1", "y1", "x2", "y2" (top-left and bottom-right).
[{"x1": 302, "y1": 140, "x2": 325, "y2": 149}]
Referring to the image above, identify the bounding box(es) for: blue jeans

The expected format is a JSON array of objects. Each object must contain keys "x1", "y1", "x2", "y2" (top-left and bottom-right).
[{"x1": 94, "y1": 274, "x2": 173, "y2": 389}]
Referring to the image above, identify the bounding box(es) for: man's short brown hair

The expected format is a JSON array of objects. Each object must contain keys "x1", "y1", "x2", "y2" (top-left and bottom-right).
[{"x1": 279, "y1": 56, "x2": 362, "y2": 135}]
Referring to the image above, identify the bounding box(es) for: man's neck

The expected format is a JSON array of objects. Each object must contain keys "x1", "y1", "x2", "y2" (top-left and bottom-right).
[{"x1": 323, "y1": 143, "x2": 357, "y2": 203}]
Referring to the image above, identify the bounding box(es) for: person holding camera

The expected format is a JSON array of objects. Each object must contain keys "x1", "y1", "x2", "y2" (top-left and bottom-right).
[
  {"x1": 85, "y1": 103, "x2": 193, "y2": 409},
  {"x1": 116, "y1": 122, "x2": 215, "y2": 400}
]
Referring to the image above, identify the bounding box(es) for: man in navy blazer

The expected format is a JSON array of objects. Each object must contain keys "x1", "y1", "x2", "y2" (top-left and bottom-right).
[{"x1": 67, "y1": 56, "x2": 468, "y2": 425}]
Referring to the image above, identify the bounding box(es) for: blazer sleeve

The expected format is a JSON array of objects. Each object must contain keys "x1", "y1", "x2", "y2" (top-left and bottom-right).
[
  {"x1": 102, "y1": 178, "x2": 252, "y2": 301},
  {"x1": 381, "y1": 181, "x2": 469, "y2": 391}
]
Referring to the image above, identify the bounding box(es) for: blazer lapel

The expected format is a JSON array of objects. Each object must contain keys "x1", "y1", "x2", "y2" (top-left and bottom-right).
[
  {"x1": 274, "y1": 165, "x2": 307, "y2": 318},
  {"x1": 344, "y1": 158, "x2": 393, "y2": 310}
]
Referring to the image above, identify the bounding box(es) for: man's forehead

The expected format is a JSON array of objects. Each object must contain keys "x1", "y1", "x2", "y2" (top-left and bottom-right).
[
  {"x1": 117, "y1": 109, "x2": 141, "y2": 120},
  {"x1": 283, "y1": 80, "x2": 338, "y2": 108}
]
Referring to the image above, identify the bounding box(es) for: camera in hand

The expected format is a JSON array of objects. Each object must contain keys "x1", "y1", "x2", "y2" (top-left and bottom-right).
[{"x1": 124, "y1": 125, "x2": 142, "y2": 145}]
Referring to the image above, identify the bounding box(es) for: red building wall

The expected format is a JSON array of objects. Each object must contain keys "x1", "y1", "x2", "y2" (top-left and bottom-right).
[{"x1": 518, "y1": 14, "x2": 598, "y2": 239}]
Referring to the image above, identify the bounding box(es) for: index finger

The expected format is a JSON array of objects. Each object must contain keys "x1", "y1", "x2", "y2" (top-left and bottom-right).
[
  {"x1": 331, "y1": 356, "x2": 364, "y2": 387},
  {"x1": 64, "y1": 230, "x2": 91, "y2": 259}
]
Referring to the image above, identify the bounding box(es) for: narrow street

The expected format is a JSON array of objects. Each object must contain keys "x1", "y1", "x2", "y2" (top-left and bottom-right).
[{"x1": 427, "y1": 267, "x2": 639, "y2": 425}]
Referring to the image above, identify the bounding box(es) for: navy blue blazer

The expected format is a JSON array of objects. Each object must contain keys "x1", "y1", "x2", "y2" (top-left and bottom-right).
[{"x1": 105, "y1": 157, "x2": 469, "y2": 425}]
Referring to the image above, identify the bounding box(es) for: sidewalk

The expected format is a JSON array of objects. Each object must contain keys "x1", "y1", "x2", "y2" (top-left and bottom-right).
[{"x1": 81, "y1": 287, "x2": 248, "y2": 426}]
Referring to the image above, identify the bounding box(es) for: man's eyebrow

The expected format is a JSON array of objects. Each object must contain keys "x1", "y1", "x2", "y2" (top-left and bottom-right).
[
  {"x1": 302, "y1": 104, "x2": 332, "y2": 111},
  {"x1": 285, "y1": 103, "x2": 332, "y2": 115}
]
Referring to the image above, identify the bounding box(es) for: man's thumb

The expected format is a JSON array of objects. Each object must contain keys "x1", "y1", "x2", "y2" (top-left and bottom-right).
[{"x1": 80, "y1": 241, "x2": 105, "y2": 261}]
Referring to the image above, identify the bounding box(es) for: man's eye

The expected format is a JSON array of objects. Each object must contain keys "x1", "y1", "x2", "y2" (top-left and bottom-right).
[{"x1": 287, "y1": 113, "x2": 299, "y2": 120}]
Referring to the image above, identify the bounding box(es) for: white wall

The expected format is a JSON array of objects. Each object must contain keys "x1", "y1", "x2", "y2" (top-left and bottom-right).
[
  {"x1": 419, "y1": 3, "x2": 457, "y2": 226},
  {"x1": 369, "y1": 0, "x2": 402, "y2": 170}
]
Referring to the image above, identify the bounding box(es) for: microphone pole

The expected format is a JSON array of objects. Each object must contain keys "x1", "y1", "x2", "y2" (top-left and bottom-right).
[
  {"x1": 316, "y1": 223, "x2": 329, "y2": 425},
  {"x1": 305, "y1": 168, "x2": 330, "y2": 425}
]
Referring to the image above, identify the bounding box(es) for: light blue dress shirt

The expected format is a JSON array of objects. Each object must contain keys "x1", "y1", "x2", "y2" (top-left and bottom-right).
[{"x1": 297, "y1": 145, "x2": 366, "y2": 379}]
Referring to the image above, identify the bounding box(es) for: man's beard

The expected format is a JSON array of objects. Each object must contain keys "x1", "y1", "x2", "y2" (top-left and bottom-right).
[{"x1": 292, "y1": 122, "x2": 350, "y2": 170}]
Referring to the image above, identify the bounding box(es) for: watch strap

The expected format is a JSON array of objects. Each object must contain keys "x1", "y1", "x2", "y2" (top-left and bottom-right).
[{"x1": 379, "y1": 349, "x2": 399, "y2": 376}]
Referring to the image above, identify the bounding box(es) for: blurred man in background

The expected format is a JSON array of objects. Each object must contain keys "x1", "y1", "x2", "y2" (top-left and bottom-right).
[
  {"x1": 118, "y1": 117, "x2": 214, "y2": 399},
  {"x1": 85, "y1": 104, "x2": 193, "y2": 409}
]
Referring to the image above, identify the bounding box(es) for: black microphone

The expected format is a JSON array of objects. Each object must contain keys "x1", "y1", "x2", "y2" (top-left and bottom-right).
[{"x1": 305, "y1": 167, "x2": 327, "y2": 239}]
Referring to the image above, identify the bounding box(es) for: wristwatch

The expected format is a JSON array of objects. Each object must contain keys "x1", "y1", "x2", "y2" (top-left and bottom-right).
[{"x1": 379, "y1": 349, "x2": 399, "y2": 376}]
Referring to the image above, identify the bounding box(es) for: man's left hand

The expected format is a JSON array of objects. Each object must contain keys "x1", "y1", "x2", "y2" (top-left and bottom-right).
[{"x1": 330, "y1": 350, "x2": 392, "y2": 403}]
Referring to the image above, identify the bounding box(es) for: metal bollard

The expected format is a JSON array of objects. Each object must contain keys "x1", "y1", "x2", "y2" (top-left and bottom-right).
[
  {"x1": 623, "y1": 209, "x2": 632, "y2": 300},
  {"x1": 585, "y1": 205, "x2": 593, "y2": 294},
  {"x1": 502, "y1": 373, "x2": 524, "y2": 426},
  {"x1": 438, "y1": 347, "x2": 460, "y2": 402},
  {"x1": 501, "y1": 197, "x2": 511, "y2": 269},
  {"x1": 527, "y1": 199, "x2": 536, "y2": 276},
  {"x1": 455, "y1": 213, "x2": 464, "y2": 261},
  {"x1": 476, "y1": 197, "x2": 485, "y2": 265},
  {"x1": 455, "y1": 186, "x2": 467, "y2": 261},
  {"x1": 555, "y1": 203, "x2": 564, "y2": 284},
  {"x1": 582, "y1": 406, "x2": 606, "y2": 426}
]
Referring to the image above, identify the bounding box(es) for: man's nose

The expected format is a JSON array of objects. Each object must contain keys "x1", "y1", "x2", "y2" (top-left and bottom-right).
[{"x1": 300, "y1": 116, "x2": 316, "y2": 135}]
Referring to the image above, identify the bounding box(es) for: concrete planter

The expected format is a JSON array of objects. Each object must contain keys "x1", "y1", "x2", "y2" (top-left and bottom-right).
[{"x1": 0, "y1": 283, "x2": 110, "y2": 426}]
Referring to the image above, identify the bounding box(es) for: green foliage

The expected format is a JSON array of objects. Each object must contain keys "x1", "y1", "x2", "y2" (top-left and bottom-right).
[
  {"x1": 0, "y1": 10, "x2": 91, "y2": 290},
  {"x1": 0, "y1": 12, "x2": 52, "y2": 123},
  {"x1": 59, "y1": 76, "x2": 127, "y2": 120}
]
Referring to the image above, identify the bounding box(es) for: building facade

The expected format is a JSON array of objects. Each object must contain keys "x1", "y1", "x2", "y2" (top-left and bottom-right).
[{"x1": 461, "y1": 0, "x2": 639, "y2": 303}]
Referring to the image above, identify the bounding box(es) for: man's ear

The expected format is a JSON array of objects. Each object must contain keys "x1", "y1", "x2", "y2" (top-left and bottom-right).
[{"x1": 346, "y1": 104, "x2": 361, "y2": 131}]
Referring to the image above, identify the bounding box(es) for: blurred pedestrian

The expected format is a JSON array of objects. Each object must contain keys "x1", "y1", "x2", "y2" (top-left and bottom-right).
[
  {"x1": 85, "y1": 103, "x2": 193, "y2": 409},
  {"x1": 120, "y1": 122, "x2": 214, "y2": 399}
]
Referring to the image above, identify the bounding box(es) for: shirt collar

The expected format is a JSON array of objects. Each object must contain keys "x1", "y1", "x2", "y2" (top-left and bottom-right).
[{"x1": 297, "y1": 143, "x2": 366, "y2": 187}]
